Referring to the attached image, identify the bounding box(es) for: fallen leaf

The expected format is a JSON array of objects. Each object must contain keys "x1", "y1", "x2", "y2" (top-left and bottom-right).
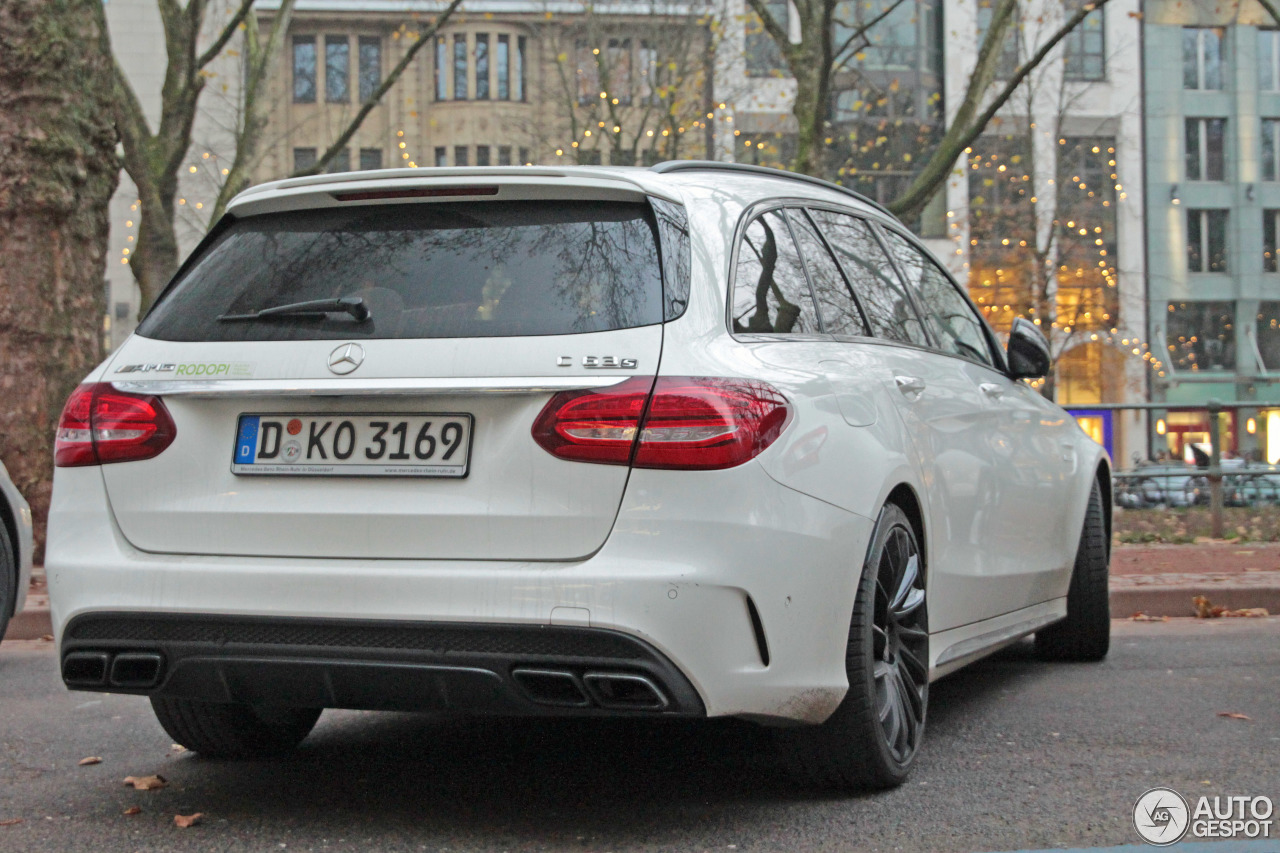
[
  {"x1": 173, "y1": 812, "x2": 204, "y2": 828},
  {"x1": 170, "y1": 744, "x2": 186, "y2": 753},
  {"x1": 78, "y1": 757, "x2": 102, "y2": 766},
  {"x1": 1223, "y1": 607, "x2": 1270, "y2": 618},
  {"x1": 0, "y1": 819, "x2": 22, "y2": 827},
  {"x1": 122, "y1": 774, "x2": 167, "y2": 791},
  {"x1": 1193, "y1": 595, "x2": 1228, "y2": 618},
  {"x1": 122, "y1": 807, "x2": 141, "y2": 816},
  {"x1": 1217, "y1": 712, "x2": 1253, "y2": 721},
  {"x1": 40, "y1": 635, "x2": 53, "y2": 642},
  {"x1": 1130, "y1": 613, "x2": 1170, "y2": 622}
]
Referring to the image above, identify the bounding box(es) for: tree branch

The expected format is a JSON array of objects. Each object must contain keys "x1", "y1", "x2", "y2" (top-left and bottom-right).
[
  {"x1": 198, "y1": 0, "x2": 257, "y2": 69},
  {"x1": 745, "y1": 0, "x2": 791, "y2": 54},
  {"x1": 831, "y1": 0, "x2": 910, "y2": 71},
  {"x1": 294, "y1": 0, "x2": 465, "y2": 177},
  {"x1": 889, "y1": 0, "x2": 1113, "y2": 221}
]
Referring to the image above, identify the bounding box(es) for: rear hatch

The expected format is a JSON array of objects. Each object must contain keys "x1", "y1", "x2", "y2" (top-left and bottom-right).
[{"x1": 100, "y1": 192, "x2": 676, "y2": 560}]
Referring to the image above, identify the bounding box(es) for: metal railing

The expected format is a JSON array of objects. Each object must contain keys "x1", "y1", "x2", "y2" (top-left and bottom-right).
[{"x1": 1064, "y1": 399, "x2": 1280, "y2": 538}]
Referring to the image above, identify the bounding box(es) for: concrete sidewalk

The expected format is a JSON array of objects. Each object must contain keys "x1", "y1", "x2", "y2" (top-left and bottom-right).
[{"x1": 7, "y1": 545, "x2": 1278, "y2": 642}]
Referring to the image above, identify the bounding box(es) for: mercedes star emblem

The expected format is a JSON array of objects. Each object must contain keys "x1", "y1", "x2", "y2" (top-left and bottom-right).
[{"x1": 327, "y1": 343, "x2": 365, "y2": 375}]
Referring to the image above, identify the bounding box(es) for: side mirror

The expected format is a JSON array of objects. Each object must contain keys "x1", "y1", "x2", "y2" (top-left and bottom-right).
[{"x1": 1007, "y1": 317, "x2": 1051, "y2": 379}]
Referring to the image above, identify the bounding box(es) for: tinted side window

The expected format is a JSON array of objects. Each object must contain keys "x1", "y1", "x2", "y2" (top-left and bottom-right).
[
  {"x1": 787, "y1": 208, "x2": 869, "y2": 337},
  {"x1": 808, "y1": 210, "x2": 928, "y2": 346},
  {"x1": 732, "y1": 210, "x2": 821, "y2": 334},
  {"x1": 882, "y1": 230, "x2": 995, "y2": 366}
]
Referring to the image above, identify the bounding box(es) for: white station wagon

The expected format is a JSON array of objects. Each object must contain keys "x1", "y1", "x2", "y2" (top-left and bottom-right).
[{"x1": 47, "y1": 163, "x2": 1111, "y2": 789}]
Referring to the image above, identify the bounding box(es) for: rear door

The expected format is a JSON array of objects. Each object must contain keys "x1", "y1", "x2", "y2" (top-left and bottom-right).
[
  {"x1": 100, "y1": 197, "x2": 672, "y2": 561},
  {"x1": 877, "y1": 226, "x2": 1065, "y2": 624}
]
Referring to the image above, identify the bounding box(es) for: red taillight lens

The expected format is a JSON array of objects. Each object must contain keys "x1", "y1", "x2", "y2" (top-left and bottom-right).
[
  {"x1": 55, "y1": 382, "x2": 177, "y2": 467},
  {"x1": 531, "y1": 377, "x2": 789, "y2": 471}
]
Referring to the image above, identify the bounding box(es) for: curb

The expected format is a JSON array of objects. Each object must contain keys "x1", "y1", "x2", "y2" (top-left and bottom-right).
[
  {"x1": 1110, "y1": 584, "x2": 1280, "y2": 618},
  {"x1": 6, "y1": 586, "x2": 1277, "y2": 644}
]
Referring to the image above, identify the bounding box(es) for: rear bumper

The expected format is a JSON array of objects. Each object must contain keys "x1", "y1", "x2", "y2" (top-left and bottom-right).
[
  {"x1": 59, "y1": 612, "x2": 704, "y2": 716},
  {"x1": 47, "y1": 464, "x2": 874, "y2": 724}
]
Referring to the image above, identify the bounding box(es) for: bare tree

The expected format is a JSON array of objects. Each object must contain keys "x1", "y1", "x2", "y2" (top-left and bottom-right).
[
  {"x1": 115, "y1": 0, "x2": 463, "y2": 313},
  {"x1": 741, "y1": 0, "x2": 1117, "y2": 219},
  {"x1": 527, "y1": 2, "x2": 718, "y2": 165},
  {"x1": 0, "y1": 0, "x2": 119, "y2": 557}
]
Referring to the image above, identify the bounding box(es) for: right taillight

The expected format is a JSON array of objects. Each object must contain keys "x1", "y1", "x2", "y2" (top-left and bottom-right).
[
  {"x1": 55, "y1": 382, "x2": 177, "y2": 467},
  {"x1": 531, "y1": 377, "x2": 789, "y2": 471}
]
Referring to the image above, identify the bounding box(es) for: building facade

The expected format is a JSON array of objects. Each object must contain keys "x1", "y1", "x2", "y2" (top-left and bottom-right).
[
  {"x1": 717, "y1": 0, "x2": 1149, "y2": 464},
  {"x1": 1143, "y1": 0, "x2": 1280, "y2": 463}
]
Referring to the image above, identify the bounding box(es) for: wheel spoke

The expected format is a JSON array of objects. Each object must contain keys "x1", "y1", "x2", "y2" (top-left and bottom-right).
[
  {"x1": 894, "y1": 586, "x2": 925, "y2": 619},
  {"x1": 881, "y1": 674, "x2": 903, "y2": 748},
  {"x1": 898, "y1": 643, "x2": 928, "y2": 685},
  {"x1": 896, "y1": 668, "x2": 923, "y2": 726},
  {"x1": 890, "y1": 551, "x2": 920, "y2": 612},
  {"x1": 896, "y1": 624, "x2": 928, "y2": 643}
]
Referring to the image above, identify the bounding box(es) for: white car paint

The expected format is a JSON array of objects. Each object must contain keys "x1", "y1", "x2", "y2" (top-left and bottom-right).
[
  {"x1": 0, "y1": 458, "x2": 35, "y2": 619},
  {"x1": 46, "y1": 165, "x2": 1108, "y2": 724}
]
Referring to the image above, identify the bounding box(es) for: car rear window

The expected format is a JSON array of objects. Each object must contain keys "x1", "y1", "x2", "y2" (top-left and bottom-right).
[{"x1": 137, "y1": 200, "x2": 666, "y2": 342}]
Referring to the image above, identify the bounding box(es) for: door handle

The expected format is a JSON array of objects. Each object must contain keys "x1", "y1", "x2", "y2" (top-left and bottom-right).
[
  {"x1": 979, "y1": 382, "x2": 1005, "y2": 399},
  {"x1": 895, "y1": 375, "x2": 926, "y2": 396}
]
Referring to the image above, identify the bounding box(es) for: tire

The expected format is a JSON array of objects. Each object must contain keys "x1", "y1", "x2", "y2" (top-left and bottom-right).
[
  {"x1": 780, "y1": 503, "x2": 929, "y2": 790},
  {"x1": 1035, "y1": 480, "x2": 1110, "y2": 661},
  {"x1": 150, "y1": 697, "x2": 321, "y2": 759},
  {"x1": 0, "y1": 521, "x2": 14, "y2": 646}
]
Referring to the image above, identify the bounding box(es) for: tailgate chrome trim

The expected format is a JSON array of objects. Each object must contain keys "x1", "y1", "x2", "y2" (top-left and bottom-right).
[{"x1": 112, "y1": 376, "x2": 627, "y2": 398}]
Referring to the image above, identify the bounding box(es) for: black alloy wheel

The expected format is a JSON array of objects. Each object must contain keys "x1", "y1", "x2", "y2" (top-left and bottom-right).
[
  {"x1": 871, "y1": 518, "x2": 929, "y2": 765},
  {"x1": 782, "y1": 502, "x2": 928, "y2": 790}
]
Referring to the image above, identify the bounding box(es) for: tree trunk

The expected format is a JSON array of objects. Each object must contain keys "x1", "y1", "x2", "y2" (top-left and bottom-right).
[{"x1": 0, "y1": 0, "x2": 119, "y2": 560}]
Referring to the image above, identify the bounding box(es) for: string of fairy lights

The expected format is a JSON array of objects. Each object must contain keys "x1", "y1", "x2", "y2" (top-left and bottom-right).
[{"x1": 111, "y1": 31, "x2": 1168, "y2": 392}]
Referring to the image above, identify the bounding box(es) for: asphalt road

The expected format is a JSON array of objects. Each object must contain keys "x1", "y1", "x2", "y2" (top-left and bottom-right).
[{"x1": 1, "y1": 619, "x2": 1277, "y2": 853}]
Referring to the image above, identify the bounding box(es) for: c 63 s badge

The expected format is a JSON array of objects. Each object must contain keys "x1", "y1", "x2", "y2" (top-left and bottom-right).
[{"x1": 557, "y1": 356, "x2": 638, "y2": 369}]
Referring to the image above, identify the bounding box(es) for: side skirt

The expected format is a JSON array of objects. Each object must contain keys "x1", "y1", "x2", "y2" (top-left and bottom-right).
[{"x1": 928, "y1": 598, "x2": 1067, "y2": 681}]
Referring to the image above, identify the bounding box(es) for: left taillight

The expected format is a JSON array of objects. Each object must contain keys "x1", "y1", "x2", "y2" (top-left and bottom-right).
[{"x1": 55, "y1": 382, "x2": 176, "y2": 467}]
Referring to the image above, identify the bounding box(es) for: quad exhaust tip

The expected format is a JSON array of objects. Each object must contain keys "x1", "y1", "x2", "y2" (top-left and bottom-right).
[{"x1": 512, "y1": 668, "x2": 670, "y2": 711}]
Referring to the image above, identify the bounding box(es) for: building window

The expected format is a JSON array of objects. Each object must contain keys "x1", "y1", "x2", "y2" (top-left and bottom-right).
[
  {"x1": 358, "y1": 37, "x2": 381, "y2": 101},
  {"x1": 293, "y1": 36, "x2": 317, "y2": 103},
  {"x1": 1257, "y1": 301, "x2": 1280, "y2": 369},
  {"x1": 1261, "y1": 30, "x2": 1280, "y2": 92},
  {"x1": 454, "y1": 145, "x2": 469, "y2": 167},
  {"x1": 293, "y1": 147, "x2": 317, "y2": 172},
  {"x1": 436, "y1": 36, "x2": 448, "y2": 101},
  {"x1": 1263, "y1": 119, "x2": 1280, "y2": 181},
  {"x1": 1265, "y1": 210, "x2": 1280, "y2": 272},
  {"x1": 607, "y1": 38, "x2": 633, "y2": 104},
  {"x1": 434, "y1": 146, "x2": 447, "y2": 167},
  {"x1": 359, "y1": 148, "x2": 383, "y2": 171},
  {"x1": 476, "y1": 34, "x2": 490, "y2": 99},
  {"x1": 1183, "y1": 27, "x2": 1224, "y2": 90},
  {"x1": 576, "y1": 40, "x2": 599, "y2": 105},
  {"x1": 1063, "y1": 0, "x2": 1104, "y2": 80},
  {"x1": 454, "y1": 35, "x2": 468, "y2": 100},
  {"x1": 516, "y1": 36, "x2": 527, "y2": 101},
  {"x1": 1185, "y1": 118, "x2": 1225, "y2": 181},
  {"x1": 325, "y1": 36, "x2": 349, "y2": 102},
  {"x1": 638, "y1": 41, "x2": 659, "y2": 104},
  {"x1": 1167, "y1": 301, "x2": 1235, "y2": 371},
  {"x1": 497, "y1": 35, "x2": 510, "y2": 99},
  {"x1": 976, "y1": 1, "x2": 1019, "y2": 79},
  {"x1": 746, "y1": 0, "x2": 787, "y2": 77},
  {"x1": 476, "y1": 145, "x2": 491, "y2": 166},
  {"x1": 1187, "y1": 209, "x2": 1228, "y2": 273},
  {"x1": 498, "y1": 145, "x2": 512, "y2": 165},
  {"x1": 519, "y1": 147, "x2": 530, "y2": 165}
]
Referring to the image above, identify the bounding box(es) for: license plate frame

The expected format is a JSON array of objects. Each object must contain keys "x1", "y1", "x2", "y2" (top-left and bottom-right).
[{"x1": 231, "y1": 412, "x2": 474, "y2": 478}]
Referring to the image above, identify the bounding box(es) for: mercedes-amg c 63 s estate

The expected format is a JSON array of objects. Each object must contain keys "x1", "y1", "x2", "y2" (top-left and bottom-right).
[{"x1": 47, "y1": 163, "x2": 1111, "y2": 789}]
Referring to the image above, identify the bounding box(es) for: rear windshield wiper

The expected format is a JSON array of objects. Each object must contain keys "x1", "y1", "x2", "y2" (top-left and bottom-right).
[{"x1": 218, "y1": 296, "x2": 370, "y2": 323}]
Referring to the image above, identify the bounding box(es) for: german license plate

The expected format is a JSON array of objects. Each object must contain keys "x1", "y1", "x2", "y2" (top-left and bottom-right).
[{"x1": 231, "y1": 413, "x2": 473, "y2": 477}]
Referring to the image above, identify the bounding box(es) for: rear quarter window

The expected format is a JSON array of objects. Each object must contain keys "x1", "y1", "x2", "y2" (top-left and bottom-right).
[{"x1": 138, "y1": 200, "x2": 666, "y2": 342}]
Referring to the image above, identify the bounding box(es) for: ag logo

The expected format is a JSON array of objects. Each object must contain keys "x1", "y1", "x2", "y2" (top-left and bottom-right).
[{"x1": 1134, "y1": 787, "x2": 1191, "y2": 846}]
